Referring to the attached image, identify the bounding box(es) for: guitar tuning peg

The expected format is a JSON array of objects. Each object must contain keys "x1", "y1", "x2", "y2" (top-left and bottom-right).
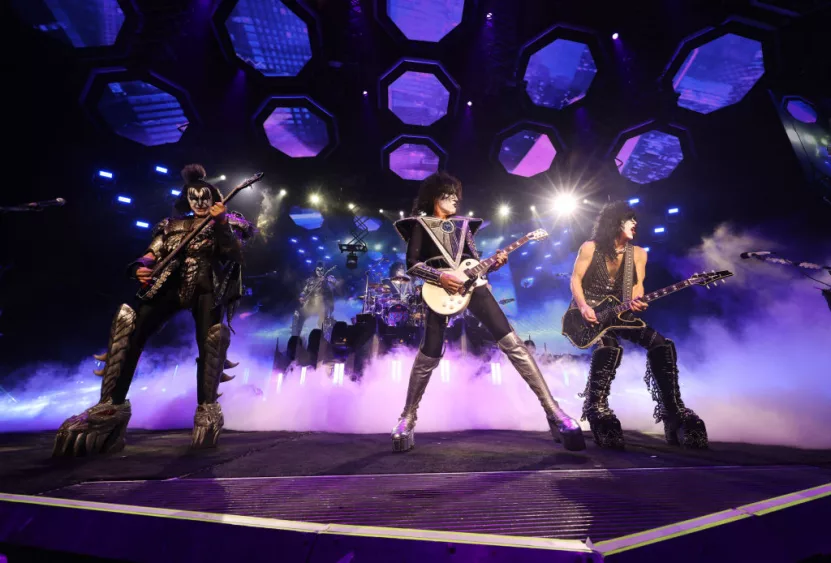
[{"x1": 705, "y1": 284, "x2": 710, "y2": 289}]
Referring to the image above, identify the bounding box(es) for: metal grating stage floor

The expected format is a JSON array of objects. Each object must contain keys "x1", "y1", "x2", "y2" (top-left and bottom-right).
[{"x1": 46, "y1": 464, "x2": 831, "y2": 541}]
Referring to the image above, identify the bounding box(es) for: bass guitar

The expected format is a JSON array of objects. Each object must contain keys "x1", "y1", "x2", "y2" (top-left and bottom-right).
[
  {"x1": 421, "y1": 228, "x2": 549, "y2": 316},
  {"x1": 561, "y1": 270, "x2": 733, "y2": 349},
  {"x1": 137, "y1": 172, "x2": 264, "y2": 300}
]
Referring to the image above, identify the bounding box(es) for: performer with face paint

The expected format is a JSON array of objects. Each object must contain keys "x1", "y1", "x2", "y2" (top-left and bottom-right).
[
  {"x1": 53, "y1": 164, "x2": 255, "y2": 457},
  {"x1": 291, "y1": 261, "x2": 338, "y2": 340},
  {"x1": 390, "y1": 172, "x2": 586, "y2": 453},
  {"x1": 570, "y1": 201, "x2": 707, "y2": 450}
]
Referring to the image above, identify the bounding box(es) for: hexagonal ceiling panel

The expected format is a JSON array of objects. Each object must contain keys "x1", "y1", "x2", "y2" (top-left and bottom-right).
[
  {"x1": 225, "y1": 0, "x2": 312, "y2": 77},
  {"x1": 387, "y1": 0, "x2": 465, "y2": 42},
  {"x1": 389, "y1": 143, "x2": 441, "y2": 180},
  {"x1": 388, "y1": 71, "x2": 450, "y2": 126},
  {"x1": 263, "y1": 106, "x2": 330, "y2": 158},
  {"x1": 97, "y1": 81, "x2": 186, "y2": 146},
  {"x1": 523, "y1": 39, "x2": 597, "y2": 110},
  {"x1": 11, "y1": 0, "x2": 126, "y2": 48},
  {"x1": 616, "y1": 130, "x2": 684, "y2": 184},
  {"x1": 499, "y1": 130, "x2": 557, "y2": 177},
  {"x1": 672, "y1": 33, "x2": 764, "y2": 114}
]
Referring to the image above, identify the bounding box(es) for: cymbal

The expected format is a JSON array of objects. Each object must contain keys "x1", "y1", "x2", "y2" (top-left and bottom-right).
[{"x1": 391, "y1": 275, "x2": 411, "y2": 282}]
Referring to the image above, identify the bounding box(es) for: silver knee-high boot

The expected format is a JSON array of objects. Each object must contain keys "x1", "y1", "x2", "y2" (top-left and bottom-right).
[
  {"x1": 53, "y1": 304, "x2": 137, "y2": 457},
  {"x1": 498, "y1": 332, "x2": 586, "y2": 451},
  {"x1": 192, "y1": 324, "x2": 230, "y2": 449},
  {"x1": 391, "y1": 350, "x2": 442, "y2": 452}
]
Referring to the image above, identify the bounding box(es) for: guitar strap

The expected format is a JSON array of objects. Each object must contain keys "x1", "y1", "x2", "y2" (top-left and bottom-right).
[{"x1": 622, "y1": 243, "x2": 635, "y2": 301}]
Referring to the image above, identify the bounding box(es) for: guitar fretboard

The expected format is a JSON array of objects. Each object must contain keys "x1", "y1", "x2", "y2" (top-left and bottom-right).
[
  {"x1": 468, "y1": 236, "x2": 530, "y2": 276},
  {"x1": 612, "y1": 280, "x2": 692, "y2": 315}
]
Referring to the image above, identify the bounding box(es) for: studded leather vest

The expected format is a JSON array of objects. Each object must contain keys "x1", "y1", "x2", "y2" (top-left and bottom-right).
[{"x1": 581, "y1": 246, "x2": 638, "y2": 306}]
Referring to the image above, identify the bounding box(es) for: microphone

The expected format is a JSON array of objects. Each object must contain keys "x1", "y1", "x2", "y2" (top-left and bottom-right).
[
  {"x1": 740, "y1": 251, "x2": 772, "y2": 260},
  {"x1": 26, "y1": 198, "x2": 66, "y2": 209}
]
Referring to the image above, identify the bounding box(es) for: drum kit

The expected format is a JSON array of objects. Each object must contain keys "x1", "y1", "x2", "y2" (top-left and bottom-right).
[{"x1": 356, "y1": 275, "x2": 426, "y2": 328}]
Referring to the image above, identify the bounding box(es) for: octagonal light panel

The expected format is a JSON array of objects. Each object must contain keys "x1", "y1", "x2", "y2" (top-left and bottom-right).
[
  {"x1": 97, "y1": 81, "x2": 186, "y2": 146},
  {"x1": 289, "y1": 206, "x2": 324, "y2": 230},
  {"x1": 263, "y1": 106, "x2": 330, "y2": 158},
  {"x1": 499, "y1": 131, "x2": 557, "y2": 177},
  {"x1": 672, "y1": 33, "x2": 764, "y2": 114},
  {"x1": 616, "y1": 130, "x2": 683, "y2": 184},
  {"x1": 389, "y1": 143, "x2": 441, "y2": 180},
  {"x1": 387, "y1": 0, "x2": 465, "y2": 42},
  {"x1": 388, "y1": 71, "x2": 450, "y2": 126},
  {"x1": 524, "y1": 39, "x2": 597, "y2": 110},
  {"x1": 12, "y1": 0, "x2": 125, "y2": 48},
  {"x1": 225, "y1": 0, "x2": 312, "y2": 77}
]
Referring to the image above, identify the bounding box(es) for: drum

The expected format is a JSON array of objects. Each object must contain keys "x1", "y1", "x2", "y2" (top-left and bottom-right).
[{"x1": 384, "y1": 303, "x2": 410, "y2": 327}]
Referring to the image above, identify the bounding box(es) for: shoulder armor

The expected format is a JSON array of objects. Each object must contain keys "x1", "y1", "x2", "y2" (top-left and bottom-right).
[
  {"x1": 227, "y1": 211, "x2": 256, "y2": 241},
  {"x1": 393, "y1": 217, "x2": 421, "y2": 242}
]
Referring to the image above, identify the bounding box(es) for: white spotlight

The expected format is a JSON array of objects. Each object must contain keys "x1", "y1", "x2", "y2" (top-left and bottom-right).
[
  {"x1": 348, "y1": 203, "x2": 355, "y2": 210},
  {"x1": 553, "y1": 193, "x2": 578, "y2": 215},
  {"x1": 530, "y1": 205, "x2": 536, "y2": 212},
  {"x1": 498, "y1": 205, "x2": 510, "y2": 217},
  {"x1": 379, "y1": 208, "x2": 384, "y2": 213},
  {"x1": 468, "y1": 210, "x2": 474, "y2": 216},
  {"x1": 310, "y1": 194, "x2": 321, "y2": 205},
  {"x1": 220, "y1": 175, "x2": 226, "y2": 181},
  {"x1": 279, "y1": 189, "x2": 287, "y2": 196},
  {"x1": 399, "y1": 210, "x2": 404, "y2": 217}
]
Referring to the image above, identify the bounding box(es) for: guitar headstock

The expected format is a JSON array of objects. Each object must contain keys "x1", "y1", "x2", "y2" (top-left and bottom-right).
[
  {"x1": 526, "y1": 228, "x2": 549, "y2": 242},
  {"x1": 689, "y1": 270, "x2": 733, "y2": 288},
  {"x1": 233, "y1": 172, "x2": 265, "y2": 192}
]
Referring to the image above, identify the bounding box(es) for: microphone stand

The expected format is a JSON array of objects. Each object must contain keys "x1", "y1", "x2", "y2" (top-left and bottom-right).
[{"x1": 744, "y1": 252, "x2": 831, "y2": 312}]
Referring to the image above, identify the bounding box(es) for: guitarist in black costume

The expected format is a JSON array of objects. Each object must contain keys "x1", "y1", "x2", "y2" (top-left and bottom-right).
[
  {"x1": 570, "y1": 201, "x2": 707, "y2": 450},
  {"x1": 53, "y1": 164, "x2": 255, "y2": 457},
  {"x1": 390, "y1": 172, "x2": 585, "y2": 453}
]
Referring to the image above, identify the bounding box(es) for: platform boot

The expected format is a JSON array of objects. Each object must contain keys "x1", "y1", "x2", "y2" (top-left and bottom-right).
[
  {"x1": 498, "y1": 332, "x2": 586, "y2": 451},
  {"x1": 645, "y1": 340, "x2": 708, "y2": 449},
  {"x1": 53, "y1": 304, "x2": 136, "y2": 457},
  {"x1": 580, "y1": 345, "x2": 625, "y2": 449},
  {"x1": 391, "y1": 350, "x2": 441, "y2": 452}
]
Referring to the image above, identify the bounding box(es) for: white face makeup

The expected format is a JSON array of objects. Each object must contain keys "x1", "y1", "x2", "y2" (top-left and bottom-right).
[
  {"x1": 187, "y1": 186, "x2": 214, "y2": 217},
  {"x1": 621, "y1": 218, "x2": 637, "y2": 240},
  {"x1": 437, "y1": 192, "x2": 458, "y2": 216}
]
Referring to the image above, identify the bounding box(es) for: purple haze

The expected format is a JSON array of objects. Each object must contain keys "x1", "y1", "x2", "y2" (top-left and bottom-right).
[{"x1": 1, "y1": 225, "x2": 830, "y2": 449}]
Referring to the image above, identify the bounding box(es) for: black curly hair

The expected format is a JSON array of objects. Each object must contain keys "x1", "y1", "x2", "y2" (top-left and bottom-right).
[
  {"x1": 590, "y1": 201, "x2": 637, "y2": 261},
  {"x1": 411, "y1": 172, "x2": 462, "y2": 216},
  {"x1": 173, "y1": 163, "x2": 223, "y2": 215}
]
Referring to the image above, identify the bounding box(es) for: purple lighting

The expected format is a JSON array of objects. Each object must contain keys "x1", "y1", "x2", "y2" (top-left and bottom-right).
[
  {"x1": 498, "y1": 130, "x2": 557, "y2": 178},
  {"x1": 616, "y1": 130, "x2": 683, "y2": 184},
  {"x1": 672, "y1": 33, "x2": 764, "y2": 114},
  {"x1": 362, "y1": 90, "x2": 368, "y2": 96},
  {"x1": 612, "y1": 32, "x2": 619, "y2": 40},
  {"x1": 388, "y1": 71, "x2": 450, "y2": 126},
  {"x1": 523, "y1": 39, "x2": 598, "y2": 110},
  {"x1": 387, "y1": 0, "x2": 465, "y2": 43},
  {"x1": 389, "y1": 143, "x2": 440, "y2": 180},
  {"x1": 786, "y1": 100, "x2": 818, "y2": 124},
  {"x1": 11, "y1": 0, "x2": 126, "y2": 48},
  {"x1": 263, "y1": 106, "x2": 330, "y2": 158},
  {"x1": 466, "y1": 100, "x2": 472, "y2": 107}
]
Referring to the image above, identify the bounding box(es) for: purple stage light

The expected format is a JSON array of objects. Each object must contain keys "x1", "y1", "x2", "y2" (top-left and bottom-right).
[
  {"x1": 466, "y1": 100, "x2": 472, "y2": 107},
  {"x1": 389, "y1": 143, "x2": 441, "y2": 180},
  {"x1": 387, "y1": 0, "x2": 465, "y2": 42},
  {"x1": 263, "y1": 106, "x2": 330, "y2": 158},
  {"x1": 612, "y1": 32, "x2": 619, "y2": 40},
  {"x1": 523, "y1": 39, "x2": 597, "y2": 110},
  {"x1": 224, "y1": 0, "x2": 313, "y2": 77},
  {"x1": 97, "y1": 81, "x2": 187, "y2": 147},
  {"x1": 388, "y1": 71, "x2": 450, "y2": 126},
  {"x1": 616, "y1": 130, "x2": 684, "y2": 184},
  {"x1": 11, "y1": 0, "x2": 126, "y2": 48},
  {"x1": 498, "y1": 130, "x2": 557, "y2": 178},
  {"x1": 672, "y1": 33, "x2": 764, "y2": 114},
  {"x1": 486, "y1": 12, "x2": 492, "y2": 19},
  {"x1": 786, "y1": 100, "x2": 818, "y2": 124},
  {"x1": 362, "y1": 90, "x2": 368, "y2": 96}
]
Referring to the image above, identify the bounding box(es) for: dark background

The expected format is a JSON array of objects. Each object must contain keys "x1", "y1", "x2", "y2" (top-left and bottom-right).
[{"x1": 1, "y1": 0, "x2": 830, "y2": 377}]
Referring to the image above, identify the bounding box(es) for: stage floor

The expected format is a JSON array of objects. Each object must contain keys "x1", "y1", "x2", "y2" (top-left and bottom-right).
[{"x1": 2, "y1": 429, "x2": 831, "y2": 544}]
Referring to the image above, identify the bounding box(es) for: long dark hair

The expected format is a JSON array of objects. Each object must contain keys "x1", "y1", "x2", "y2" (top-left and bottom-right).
[
  {"x1": 173, "y1": 163, "x2": 223, "y2": 215},
  {"x1": 591, "y1": 201, "x2": 636, "y2": 261},
  {"x1": 411, "y1": 172, "x2": 462, "y2": 216}
]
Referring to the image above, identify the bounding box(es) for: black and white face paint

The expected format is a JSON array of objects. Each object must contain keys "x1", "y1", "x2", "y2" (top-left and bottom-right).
[{"x1": 187, "y1": 186, "x2": 213, "y2": 217}]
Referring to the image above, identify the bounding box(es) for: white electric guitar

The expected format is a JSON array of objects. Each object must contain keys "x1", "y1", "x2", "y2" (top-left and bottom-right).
[{"x1": 421, "y1": 228, "x2": 549, "y2": 315}]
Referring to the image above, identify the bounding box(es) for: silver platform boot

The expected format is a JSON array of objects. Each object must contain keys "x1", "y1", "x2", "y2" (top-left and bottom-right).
[
  {"x1": 391, "y1": 350, "x2": 442, "y2": 452},
  {"x1": 498, "y1": 332, "x2": 586, "y2": 451}
]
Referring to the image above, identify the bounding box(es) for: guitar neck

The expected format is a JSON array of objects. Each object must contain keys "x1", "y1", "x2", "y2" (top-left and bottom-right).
[
  {"x1": 612, "y1": 279, "x2": 692, "y2": 315},
  {"x1": 468, "y1": 236, "x2": 529, "y2": 276}
]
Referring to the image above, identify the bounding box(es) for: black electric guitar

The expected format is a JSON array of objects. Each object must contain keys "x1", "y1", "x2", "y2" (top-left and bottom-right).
[
  {"x1": 137, "y1": 172, "x2": 264, "y2": 300},
  {"x1": 561, "y1": 270, "x2": 733, "y2": 349}
]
